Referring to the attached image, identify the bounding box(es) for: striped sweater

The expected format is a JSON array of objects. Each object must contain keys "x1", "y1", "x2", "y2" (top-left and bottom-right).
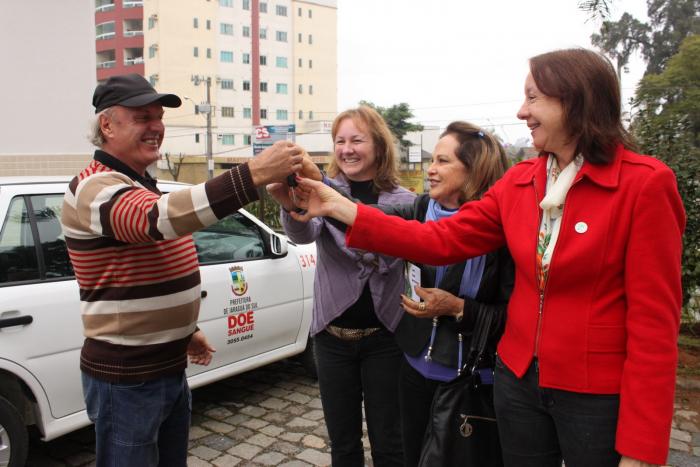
[{"x1": 61, "y1": 151, "x2": 258, "y2": 382}]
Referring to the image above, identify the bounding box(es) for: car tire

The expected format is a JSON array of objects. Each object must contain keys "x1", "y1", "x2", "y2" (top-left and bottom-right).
[
  {"x1": 0, "y1": 395, "x2": 28, "y2": 467},
  {"x1": 299, "y1": 336, "x2": 318, "y2": 379}
]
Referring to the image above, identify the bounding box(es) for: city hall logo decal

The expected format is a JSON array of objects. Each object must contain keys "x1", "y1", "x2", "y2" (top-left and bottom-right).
[{"x1": 229, "y1": 266, "x2": 248, "y2": 296}]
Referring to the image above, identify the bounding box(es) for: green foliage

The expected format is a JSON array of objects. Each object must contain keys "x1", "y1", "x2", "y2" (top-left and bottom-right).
[
  {"x1": 591, "y1": 13, "x2": 650, "y2": 76},
  {"x1": 358, "y1": 100, "x2": 424, "y2": 148},
  {"x1": 578, "y1": 0, "x2": 612, "y2": 21},
  {"x1": 247, "y1": 188, "x2": 283, "y2": 231},
  {"x1": 632, "y1": 34, "x2": 700, "y2": 315}
]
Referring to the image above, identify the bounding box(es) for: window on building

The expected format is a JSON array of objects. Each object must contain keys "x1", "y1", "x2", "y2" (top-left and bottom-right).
[
  {"x1": 260, "y1": 108, "x2": 268, "y2": 119},
  {"x1": 298, "y1": 7, "x2": 302, "y2": 16},
  {"x1": 221, "y1": 134, "x2": 235, "y2": 145},
  {"x1": 276, "y1": 5, "x2": 287, "y2": 16},
  {"x1": 193, "y1": 17, "x2": 199, "y2": 28},
  {"x1": 220, "y1": 50, "x2": 233, "y2": 62},
  {"x1": 275, "y1": 31, "x2": 287, "y2": 42},
  {"x1": 298, "y1": 32, "x2": 302, "y2": 43},
  {"x1": 195, "y1": 134, "x2": 200, "y2": 143},
  {"x1": 259, "y1": 28, "x2": 267, "y2": 39},
  {"x1": 309, "y1": 9, "x2": 312, "y2": 18},
  {"x1": 243, "y1": 80, "x2": 251, "y2": 91},
  {"x1": 260, "y1": 82, "x2": 268, "y2": 92},
  {"x1": 259, "y1": 2, "x2": 267, "y2": 13},
  {"x1": 193, "y1": 47, "x2": 199, "y2": 57},
  {"x1": 309, "y1": 59, "x2": 313, "y2": 68},
  {"x1": 276, "y1": 56, "x2": 288, "y2": 68},
  {"x1": 148, "y1": 16, "x2": 156, "y2": 29},
  {"x1": 259, "y1": 55, "x2": 267, "y2": 65},
  {"x1": 220, "y1": 79, "x2": 234, "y2": 89},
  {"x1": 243, "y1": 107, "x2": 252, "y2": 119},
  {"x1": 220, "y1": 23, "x2": 233, "y2": 35},
  {"x1": 242, "y1": 26, "x2": 250, "y2": 37},
  {"x1": 309, "y1": 84, "x2": 313, "y2": 95},
  {"x1": 309, "y1": 110, "x2": 314, "y2": 119},
  {"x1": 242, "y1": 0, "x2": 250, "y2": 9},
  {"x1": 298, "y1": 58, "x2": 302, "y2": 67},
  {"x1": 206, "y1": 19, "x2": 211, "y2": 29},
  {"x1": 149, "y1": 74, "x2": 159, "y2": 86},
  {"x1": 206, "y1": 48, "x2": 211, "y2": 58},
  {"x1": 276, "y1": 83, "x2": 288, "y2": 94},
  {"x1": 96, "y1": 21, "x2": 116, "y2": 40},
  {"x1": 308, "y1": 34, "x2": 313, "y2": 44},
  {"x1": 298, "y1": 84, "x2": 303, "y2": 94},
  {"x1": 219, "y1": 0, "x2": 233, "y2": 6},
  {"x1": 298, "y1": 110, "x2": 303, "y2": 119},
  {"x1": 242, "y1": 53, "x2": 250, "y2": 64},
  {"x1": 148, "y1": 44, "x2": 157, "y2": 58},
  {"x1": 221, "y1": 107, "x2": 235, "y2": 117},
  {"x1": 276, "y1": 109, "x2": 288, "y2": 120},
  {"x1": 243, "y1": 134, "x2": 251, "y2": 145}
]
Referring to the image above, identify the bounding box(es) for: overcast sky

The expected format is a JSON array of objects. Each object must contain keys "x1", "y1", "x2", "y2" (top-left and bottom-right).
[{"x1": 336, "y1": 0, "x2": 649, "y2": 145}]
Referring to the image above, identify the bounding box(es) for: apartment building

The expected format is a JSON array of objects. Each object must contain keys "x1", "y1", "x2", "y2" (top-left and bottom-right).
[{"x1": 94, "y1": 0, "x2": 337, "y2": 164}]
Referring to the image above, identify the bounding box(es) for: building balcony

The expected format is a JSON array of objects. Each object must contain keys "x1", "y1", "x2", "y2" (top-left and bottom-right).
[
  {"x1": 96, "y1": 32, "x2": 116, "y2": 40},
  {"x1": 124, "y1": 57, "x2": 144, "y2": 66},
  {"x1": 123, "y1": 30, "x2": 143, "y2": 37},
  {"x1": 95, "y1": 0, "x2": 115, "y2": 12},
  {"x1": 123, "y1": 0, "x2": 143, "y2": 8},
  {"x1": 97, "y1": 60, "x2": 116, "y2": 69}
]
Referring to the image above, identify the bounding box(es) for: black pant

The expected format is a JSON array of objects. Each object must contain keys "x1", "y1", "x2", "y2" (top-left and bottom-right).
[
  {"x1": 314, "y1": 330, "x2": 404, "y2": 467},
  {"x1": 398, "y1": 358, "x2": 440, "y2": 467},
  {"x1": 494, "y1": 357, "x2": 621, "y2": 467}
]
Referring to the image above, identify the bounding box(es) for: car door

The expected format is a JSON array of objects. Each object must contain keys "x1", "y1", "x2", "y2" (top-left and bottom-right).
[
  {"x1": 186, "y1": 209, "x2": 305, "y2": 376},
  {"x1": 0, "y1": 183, "x2": 85, "y2": 420}
]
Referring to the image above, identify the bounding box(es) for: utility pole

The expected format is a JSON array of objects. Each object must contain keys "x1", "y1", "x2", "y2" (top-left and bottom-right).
[
  {"x1": 205, "y1": 77, "x2": 213, "y2": 180},
  {"x1": 191, "y1": 75, "x2": 214, "y2": 180}
]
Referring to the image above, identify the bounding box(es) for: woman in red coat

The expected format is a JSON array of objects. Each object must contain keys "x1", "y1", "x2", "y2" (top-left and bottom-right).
[{"x1": 291, "y1": 48, "x2": 685, "y2": 467}]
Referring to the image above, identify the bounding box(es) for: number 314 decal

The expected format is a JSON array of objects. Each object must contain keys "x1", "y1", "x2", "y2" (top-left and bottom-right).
[{"x1": 299, "y1": 254, "x2": 316, "y2": 268}]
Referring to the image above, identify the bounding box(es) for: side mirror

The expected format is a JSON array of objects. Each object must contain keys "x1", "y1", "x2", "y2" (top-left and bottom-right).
[{"x1": 269, "y1": 232, "x2": 288, "y2": 257}]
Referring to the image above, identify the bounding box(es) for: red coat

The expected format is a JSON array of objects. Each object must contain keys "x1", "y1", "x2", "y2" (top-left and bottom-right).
[{"x1": 347, "y1": 145, "x2": 685, "y2": 464}]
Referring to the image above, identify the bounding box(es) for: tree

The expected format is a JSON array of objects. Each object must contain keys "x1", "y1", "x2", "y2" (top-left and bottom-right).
[
  {"x1": 578, "y1": 0, "x2": 612, "y2": 21},
  {"x1": 632, "y1": 34, "x2": 700, "y2": 314},
  {"x1": 591, "y1": 13, "x2": 650, "y2": 78},
  {"x1": 358, "y1": 101, "x2": 424, "y2": 148}
]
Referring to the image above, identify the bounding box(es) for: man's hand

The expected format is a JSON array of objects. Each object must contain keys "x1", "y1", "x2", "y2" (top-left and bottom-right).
[
  {"x1": 401, "y1": 286, "x2": 464, "y2": 319},
  {"x1": 299, "y1": 154, "x2": 322, "y2": 181},
  {"x1": 188, "y1": 330, "x2": 216, "y2": 366},
  {"x1": 248, "y1": 141, "x2": 304, "y2": 186}
]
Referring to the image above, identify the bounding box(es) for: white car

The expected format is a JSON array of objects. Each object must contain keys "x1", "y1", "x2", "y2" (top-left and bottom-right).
[{"x1": 0, "y1": 176, "x2": 317, "y2": 467}]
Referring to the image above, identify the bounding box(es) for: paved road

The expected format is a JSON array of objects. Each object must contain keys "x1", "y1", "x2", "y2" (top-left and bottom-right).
[{"x1": 26, "y1": 359, "x2": 700, "y2": 466}]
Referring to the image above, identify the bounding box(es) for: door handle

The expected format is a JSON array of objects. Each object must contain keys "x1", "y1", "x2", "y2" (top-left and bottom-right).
[{"x1": 0, "y1": 315, "x2": 33, "y2": 329}]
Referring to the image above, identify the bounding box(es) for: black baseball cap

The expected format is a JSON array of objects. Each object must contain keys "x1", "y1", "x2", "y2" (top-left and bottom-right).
[{"x1": 93, "y1": 73, "x2": 182, "y2": 113}]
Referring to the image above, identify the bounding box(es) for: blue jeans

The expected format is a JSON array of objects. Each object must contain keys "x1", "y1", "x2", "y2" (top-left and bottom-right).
[
  {"x1": 494, "y1": 357, "x2": 620, "y2": 467},
  {"x1": 82, "y1": 371, "x2": 191, "y2": 467},
  {"x1": 314, "y1": 329, "x2": 404, "y2": 467}
]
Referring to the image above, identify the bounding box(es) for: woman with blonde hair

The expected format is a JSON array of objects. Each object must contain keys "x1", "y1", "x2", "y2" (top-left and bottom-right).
[{"x1": 269, "y1": 105, "x2": 414, "y2": 466}]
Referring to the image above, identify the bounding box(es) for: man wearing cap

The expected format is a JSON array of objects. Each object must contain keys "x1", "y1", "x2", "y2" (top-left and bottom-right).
[{"x1": 61, "y1": 73, "x2": 314, "y2": 466}]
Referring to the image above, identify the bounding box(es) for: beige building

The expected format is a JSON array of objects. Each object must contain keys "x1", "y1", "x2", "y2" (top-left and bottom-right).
[{"x1": 133, "y1": 0, "x2": 338, "y2": 166}]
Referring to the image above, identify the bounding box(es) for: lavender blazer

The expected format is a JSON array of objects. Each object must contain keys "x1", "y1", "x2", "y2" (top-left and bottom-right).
[{"x1": 281, "y1": 174, "x2": 415, "y2": 335}]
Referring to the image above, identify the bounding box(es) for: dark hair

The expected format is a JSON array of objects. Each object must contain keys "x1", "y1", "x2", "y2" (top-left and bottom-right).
[
  {"x1": 529, "y1": 48, "x2": 636, "y2": 164},
  {"x1": 440, "y1": 121, "x2": 509, "y2": 202},
  {"x1": 327, "y1": 106, "x2": 400, "y2": 191}
]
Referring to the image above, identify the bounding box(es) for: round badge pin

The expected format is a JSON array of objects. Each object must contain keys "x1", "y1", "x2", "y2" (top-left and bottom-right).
[{"x1": 574, "y1": 222, "x2": 588, "y2": 234}]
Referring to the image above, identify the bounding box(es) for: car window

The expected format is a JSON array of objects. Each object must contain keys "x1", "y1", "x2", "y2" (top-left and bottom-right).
[
  {"x1": 0, "y1": 197, "x2": 39, "y2": 283},
  {"x1": 192, "y1": 212, "x2": 265, "y2": 264},
  {"x1": 30, "y1": 194, "x2": 73, "y2": 279},
  {"x1": 0, "y1": 194, "x2": 74, "y2": 285}
]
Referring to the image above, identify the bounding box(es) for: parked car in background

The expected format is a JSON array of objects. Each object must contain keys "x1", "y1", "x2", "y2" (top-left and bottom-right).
[{"x1": 0, "y1": 177, "x2": 317, "y2": 467}]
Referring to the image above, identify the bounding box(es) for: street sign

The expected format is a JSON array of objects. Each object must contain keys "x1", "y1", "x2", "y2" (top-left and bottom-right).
[
  {"x1": 408, "y1": 145, "x2": 422, "y2": 163},
  {"x1": 253, "y1": 124, "x2": 296, "y2": 155}
]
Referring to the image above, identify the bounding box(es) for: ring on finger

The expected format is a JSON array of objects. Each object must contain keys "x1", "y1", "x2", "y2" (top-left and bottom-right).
[{"x1": 418, "y1": 302, "x2": 426, "y2": 312}]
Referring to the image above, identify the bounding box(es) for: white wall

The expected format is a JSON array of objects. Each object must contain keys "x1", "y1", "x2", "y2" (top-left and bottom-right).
[{"x1": 0, "y1": 0, "x2": 96, "y2": 156}]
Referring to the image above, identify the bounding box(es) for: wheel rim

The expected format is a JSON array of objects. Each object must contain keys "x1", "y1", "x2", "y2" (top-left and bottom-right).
[{"x1": 0, "y1": 424, "x2": 10, "y2": 467}]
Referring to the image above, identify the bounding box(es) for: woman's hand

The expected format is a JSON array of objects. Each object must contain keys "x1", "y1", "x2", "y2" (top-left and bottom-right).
[
  {"x1": 618, "y1": 456, "x2": 657, "y2": 467},
  {"x1": 289, "y1": 177, "x2": 358, "y2": 224},
  {"x1": 401, "y1": 286, "x2": 464, "y2": 319},
  {"x1": 299, "y1": 153, "x2": 322, "y2": 181},
  {"x1": 187, "y1": 330, "x2": 216, "y2": 366},
  {"x1": 266, "y1": 182, "x2": 296, "y2": 212}
]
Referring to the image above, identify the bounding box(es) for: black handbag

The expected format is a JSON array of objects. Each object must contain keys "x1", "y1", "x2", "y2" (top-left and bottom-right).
[{"x1": 417, "y1": 307, "x2": 503, "y2": 467}]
